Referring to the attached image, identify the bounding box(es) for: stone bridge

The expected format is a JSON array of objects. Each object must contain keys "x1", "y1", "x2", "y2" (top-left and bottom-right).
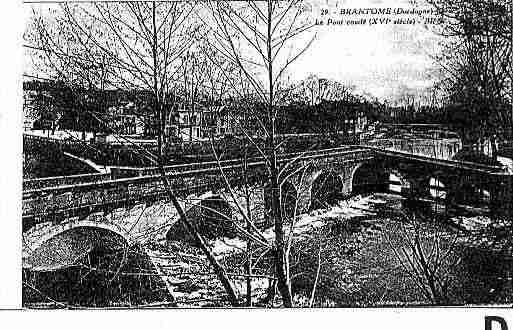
[{"x1": 22, "y1": 146, "x2": 513, "y2": 271}]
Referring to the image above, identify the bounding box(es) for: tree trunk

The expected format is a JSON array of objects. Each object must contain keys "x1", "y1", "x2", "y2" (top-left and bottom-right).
[
  {"x1": 268, "y1": 132, "x2": 293, "y2": 307},
  {"x1": 243, "y1": 144, "x2": 253, "y2": 307},
  {"x1": 157, "y1": 166, "x2": 240, "y2": 306},
  {"x1": 151, "y1": 1, "x2": 238, "y2": 306},
  {"x1": 265, "y1": 0, "x2": 293, "y2": 307}
]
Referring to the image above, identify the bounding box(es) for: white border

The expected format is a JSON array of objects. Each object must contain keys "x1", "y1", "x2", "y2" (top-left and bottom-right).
[
  {"x1": 0, "y1": 0, "x2": 23, "y2": 309},
  {"x1": 0, "y1": 1, "x2": 511, "y2": 329}
]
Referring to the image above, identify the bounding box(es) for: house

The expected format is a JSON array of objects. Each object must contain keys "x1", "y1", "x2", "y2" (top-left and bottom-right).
[
  {"x1": 105, "y1": 102, "x2": 148, "y2": 136},
  {"x1": 175, "y1": 104, "x2": 234, "y2": 142},
  {"x1": 22, "y1": 80, "x2": 59, "y2": 131}
]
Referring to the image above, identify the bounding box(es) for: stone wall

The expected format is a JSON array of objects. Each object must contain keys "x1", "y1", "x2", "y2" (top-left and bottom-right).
[{"x1": 363, "y1": 138, "x2": 462, "y2": 160}]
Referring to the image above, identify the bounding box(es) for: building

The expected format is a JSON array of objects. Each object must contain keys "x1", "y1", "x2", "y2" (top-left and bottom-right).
[
  {"x1": 105, "y1": 102, "x2": 148, "y2": 136},
  {"x1": 23, "y1": 78, "x2": 238, "y2": 142},
  {"x1": 175, "y1": 104, "x2": 234, "y2": 142},
  {"x1": 23, "y1": 80, "x2": 60, "y2": 132}
]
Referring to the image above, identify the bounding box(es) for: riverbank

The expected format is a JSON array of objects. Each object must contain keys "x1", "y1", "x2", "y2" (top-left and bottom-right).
[{"x1": 23, "y1": 193, "x2": 513, "y2": 308}]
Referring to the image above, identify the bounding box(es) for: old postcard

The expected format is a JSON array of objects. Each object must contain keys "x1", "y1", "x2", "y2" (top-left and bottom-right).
[{"x1": 4, "y1": 0, "x2": 513, "y2": 323}]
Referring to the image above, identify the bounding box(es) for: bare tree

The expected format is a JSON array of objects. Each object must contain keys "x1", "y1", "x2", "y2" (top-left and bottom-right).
[
  {"x1": 426, "y1": 0, "x2": 512, "y2": 151},
  {"x1": 199, "y1": 0, "x2": 316, "y2": 307},
  {"x1": 383, "y1": 212, "x2": 462, "y2": 305},
  {"x1": 25, "y1": 1, "x2": 241, "y2": 306},
  {"x1": 291, "y1": 74, "x2": 357, "y2": 106}
]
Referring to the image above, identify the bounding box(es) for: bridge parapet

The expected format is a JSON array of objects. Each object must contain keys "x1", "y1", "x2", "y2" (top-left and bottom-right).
[
  {"x1": 22, "y1": 146, "x2": 365, "y2": 189},
  {"x1": 23, "y1": 172, "x2": 115, "y2": 190},
  {"x1": 22, "y1": 148, "x2": 374, "y2": 232},
  {"x1": 363, "y1": 137, "x2": 462, "y2": 160},
  {"x1": 367, "y1": 147, "x2": 508, "y2": 174},
  {"x1": 110, "y1": 146, "x2": 364, "y2": 176}
]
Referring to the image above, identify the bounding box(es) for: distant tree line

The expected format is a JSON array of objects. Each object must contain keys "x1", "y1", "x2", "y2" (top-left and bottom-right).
[
  {"x1": 276, "y1": 100, "x2": 371, "y2": 135},
  {"x1": 24, "y1": 80, "x2": 155, "y2": 134},
  {"x1": 25, "y1": 78, "x2": 378, "y2": 139},
  {"x1": 427, "y1": 0, "x2": 512, "y2": 155}
]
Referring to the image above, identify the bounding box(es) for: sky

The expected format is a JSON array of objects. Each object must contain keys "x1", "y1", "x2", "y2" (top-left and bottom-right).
[
  {"x1": 24, "y1": 0, "x2": 446, "y2": 106},
  {"x1": 290, "y1": 0, "x2": 444, "y2": 104}
]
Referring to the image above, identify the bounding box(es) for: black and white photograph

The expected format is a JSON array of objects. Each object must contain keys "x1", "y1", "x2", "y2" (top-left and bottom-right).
[{"x1": 15, "y1": 0, "x2": 513, "y2": 311}]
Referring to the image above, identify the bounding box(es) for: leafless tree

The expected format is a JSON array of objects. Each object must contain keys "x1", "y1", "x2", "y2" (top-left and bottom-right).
[
  {"x1": 383, "y1": 212, "x2": 462, "y2": 305},
  {"x1": 25, "y1": 1, "x2": 242, "y2": 306},
  {"x1": 199, "y1": 0, "x2": 316, "y2": 307},
  {"x1": 290, "y1": 74, "x2": 358, "y2": 106},
  {"x1": 425, "y1": 0, "x2": 512, "y2": 151}
]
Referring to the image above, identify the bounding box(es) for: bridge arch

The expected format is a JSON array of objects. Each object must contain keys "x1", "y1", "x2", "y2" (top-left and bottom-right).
[
  {"x1": 446, "y1": 176, "x2": 490, "y2": 208},
  {"x1": 350, "y1": 161, "x2": 410, "y2": 195},
  {"x1": 309, "y1": 169, "x2": 345, "y2": 210},
  {"x1": 388, "y1": 170, "x2": 411, "y2": 195},
  {"x1": 351, "y1": 162, "x2": 387, "y2": 195},
  {"x1": 23, "y1": 223, "x2": 129, "y2": 272},
  {"x1": 167, "y1": 194, "x2": 237, "y2": 243},
  {"x1": 426, "y1": 172, "x2": 449, "y2": 200}
]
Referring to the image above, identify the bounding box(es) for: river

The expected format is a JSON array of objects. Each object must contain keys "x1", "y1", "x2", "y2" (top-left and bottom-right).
[
  {"x1": 22, "y1": 192, "x2": 513, "y2": 308},
  {"x1": 284, "y1": 193, "x2": 513, "y2": 306}
]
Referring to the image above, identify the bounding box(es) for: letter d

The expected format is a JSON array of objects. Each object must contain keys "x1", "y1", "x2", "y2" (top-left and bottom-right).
[{"x1": 485, "y1": 316, "x2": 508, "y2": 330}]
